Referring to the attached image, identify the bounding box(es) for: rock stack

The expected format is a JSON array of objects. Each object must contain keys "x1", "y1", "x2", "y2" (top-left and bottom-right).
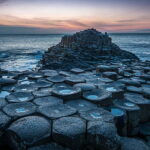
[{"x1": 41, "y1": 29, "x2": 139, "y2": 70}]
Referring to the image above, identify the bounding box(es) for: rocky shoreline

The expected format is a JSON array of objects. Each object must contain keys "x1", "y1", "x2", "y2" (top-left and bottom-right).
[
  {"x1": 0, "y1": 29, "x2": 150, "y2": 150},
  {"x1": 0, "y1": 60, "x2": 150, "y2": 150}
]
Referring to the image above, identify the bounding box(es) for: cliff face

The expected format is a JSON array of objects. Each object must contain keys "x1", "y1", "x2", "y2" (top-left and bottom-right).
[{"x1": 41, "y1": 29, "x2": 139, "y2": 70}]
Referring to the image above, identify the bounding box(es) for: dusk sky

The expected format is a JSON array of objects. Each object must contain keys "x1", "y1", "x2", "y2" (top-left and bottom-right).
[{"x1": 0, "y1": 0, "x2": 150, "y2": 34}]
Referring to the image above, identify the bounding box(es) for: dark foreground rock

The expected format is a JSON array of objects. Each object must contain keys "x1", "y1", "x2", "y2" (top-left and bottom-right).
[{"x1": 41, "y1": 29, "x2": 139, "y2": 70}]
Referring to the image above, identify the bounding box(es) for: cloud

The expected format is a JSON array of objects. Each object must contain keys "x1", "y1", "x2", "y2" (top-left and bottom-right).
[{"x1": 0, "y1": 0, "x2": 8, "y2": 4}]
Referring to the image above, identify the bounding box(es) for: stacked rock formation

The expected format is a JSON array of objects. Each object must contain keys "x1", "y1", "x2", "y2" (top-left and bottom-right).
[
  {"x1": 0, "y1": 60, "x2": 150, "y2": 150},
  {"x1": 41, "y1": 29, "x2": 139, "y2": 70}
]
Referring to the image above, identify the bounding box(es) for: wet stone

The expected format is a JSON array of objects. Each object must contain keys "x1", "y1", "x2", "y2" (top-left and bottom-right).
[
  {"x1": 102, "y1": 72, "x2": 118, "y2": 80},
  {"x1": 14, "y1": 84, "x2": 38, "y2": 92},
  {"x1": 7, "y1": 116, "x2": 51, "y2": 149},
  {"x1": 110, "y1": 107, "x2": 127, "y2": 136},
  {"x1": 142, "y1": 87, "x2": 150, "y2": 99},
  {"x1": 52, "y1": 86, "x2": 81, "y2": 100},
  {"x1": 33, "y1": 96, "x2": 63, "y2": 106},
  {"x1": 79, "y1": 108, "x2": 114, "y2": 123},
  {"x1": 65, "y1": 76, "x2": 85, "y2": 85},
  {"x1": 53, "y1": 116, "x2": 86, "y2": 150},
  {"x1": 113, "y1": 99, "x2": 140, "y2": 136},
  {"x1": 102, "y1": 85, "x2": 124, "y2": 99},
  {"x1": 32, "y1": 90, "x2": 51, "y2": 97},
  {"x1": 96, "y1": 65, "x2": 118, "y2": 73},
  {"x1": 66, "y1": 99, "x2": 97, "y2": 112},
  {"x1": 140, "y1": 122, "x2": 150, "y2": 136},
  {"x1": 38, "y1": 104, "x2": 76, "y2": 119},
  {"x1": 0, "y1": 91, "x2": 10, "y2": 98},
  {"x1": 28, "y1": 73, "x2": 43, "y2": 79},
  {"x1": 0, "y1": 78, "x2": 17, "y2": 86},
  {"x1": 0, "y1": 98, "x2": 7, "y2": 109},
  {"x1": 43, "y1": 70, "x2": 58, "y2": 77},
  {"x1": 118, "y1": 78, "x2": 141, "y2": 87},
  {"x1": 125, "y1": 93, "x2": 150, "y2": 122},
  {"x1": 73, "y1": 83, "x2": 96, "y2": 92},
  {"x1": 120, "y1": 137, "x2": 149, "y2": 150},
  {"x1": 28, "y1": 143, "x2": 69, "y2": 150},
  {"x1": 87, "y1": 121, "x2": 120, "y2": 150},
  {"x1": 126, "y1": 86, "x2": 143, "y2": 94},
  {"x1": 83, "y1": 89, "x2": 112, "y2": 106},
  {"x1": 6, "y1": 92, "x2": 34, "y2": 103},
  {"x1": 33, "y1": 79, "x2": 53, "y2": 88},
  {"x1": 2, "y1": 85, "x2": 15, "y2": 92},
  {"x1": 70, "y1": 68, "x2": 84, "y2": 74},
  {"x1": 3, "y1": 102, "x2": 36, "y2": 119},
  {"x1": 47, "y1": 75, "x2": 65, "y2": 83},
  {"x1": 59, "y1": 71, "x2": 70, "y2": 77},
  {"x1": 0, "y1": 111, "x2": 11, "y2": 136}
]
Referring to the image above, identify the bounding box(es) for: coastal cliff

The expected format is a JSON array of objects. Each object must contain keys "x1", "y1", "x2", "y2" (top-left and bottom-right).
[{"x1": 41, "y1": 29, "x2": 139, "y2": 70}]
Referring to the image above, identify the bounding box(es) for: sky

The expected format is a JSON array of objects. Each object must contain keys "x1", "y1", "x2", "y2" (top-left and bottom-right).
[{"x1": 0, "y1": 0, "x2": 150, "y2": 34}]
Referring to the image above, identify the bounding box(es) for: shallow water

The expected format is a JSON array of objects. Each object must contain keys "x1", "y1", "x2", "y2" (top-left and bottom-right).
[{"x1": 0, "y1": 33, "x2": 149, "y2": 71}]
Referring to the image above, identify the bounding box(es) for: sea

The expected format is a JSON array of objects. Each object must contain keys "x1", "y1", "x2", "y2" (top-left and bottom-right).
[{"x1": 0, "y1": 33, "x2": 150, "y2": 71}]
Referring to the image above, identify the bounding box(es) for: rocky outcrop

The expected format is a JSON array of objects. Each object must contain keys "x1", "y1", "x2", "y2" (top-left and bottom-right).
[{"x1": 41, "y1": 29, "x2": 139, "y2": 70}]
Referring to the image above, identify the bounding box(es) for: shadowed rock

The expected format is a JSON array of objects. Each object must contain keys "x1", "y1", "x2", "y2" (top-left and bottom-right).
[{"x1": 41, "y1": 29, "x2": 139, "y2": 70}]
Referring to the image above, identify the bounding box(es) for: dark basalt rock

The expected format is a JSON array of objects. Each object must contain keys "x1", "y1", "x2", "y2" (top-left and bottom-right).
[
  {"x1": 110, "y1": 107, "x2": 127, "y2": 136},
  {"x1": 66, "y1": 99, "x2": 97, "y2": 112},
  {"x1": 6, "y1": 92, "x2": 34, "y2": 103},
  {"x1": 124, "y1": 93, "x2": 150, "y2": 122},
  {"x1": 113, "y1": 99, "x2": 140, "y2": 136},
  {"x1": 6, "y1": 116, "x2": 51, "y2": 149},
  {"x1": 14, "y1": 84, "x2": 38, "y2": 92},
  {"x1": 47, "y1": 75, "x2": 66, "y2": 83},
  {"x1": 120, "y1": 137, "x2": 149, "y2": 150},
  {"x1": 79, "y1": 108, "x2": 114, "y2": 123},
  {"x1": 0, "y1": 91, "x2": 10, "y2": 98},
  {"x1": 0, "y1": 98, "x2": 7, "y2": 109},
  {"x1": 87, "y1": 121, "x2": 120, "y2": 150},
  {"x1": 51, "y1": 86, "x2": 81, "y2": 100},
  {"x1": 0, "y1": 78, "x2": 17, "y2": 86},
  {"x1": 53, "y1": 116, "x2": 86, "y2": 150},
  {"x1": 3, "y1": 102, "x2": 36, "y2": 119},
  {"x1": 41, "y1": 29, "x2": 139, "y2": 70},
  {"x1": 139, "y1": 122, "x2": 150, "y2": 136},
  {"x1": 32, "y1": 90, "x2": 51, "y2": 97},
  {"x1": 33, "y1": 96, "x2": 63, "y2": 106},
  {"x1": 83, "y1": 89, "x2": 112, "y2": 106},
  {"x1": 38, "y1": 104, "x2": 76, "y2": 119},
  {"x1": 28, "y1": 143, "x2": 69, "y2": 150},
  {"x1": 73, "y1": 83, "x2": 96, "y2": 92},
  {"x1": 0, "y1": 111, "x2": 11, "y2": 136}
]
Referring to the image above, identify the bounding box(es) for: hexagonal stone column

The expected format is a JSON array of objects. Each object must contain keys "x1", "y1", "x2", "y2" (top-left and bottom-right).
[
  {"x1": 33, "y1": 96, "x2": 63, "y2": 106},
  {"x1": 53, "y1": 116, "x2": 86, "y2": 150},
  {"x1": 66, "y1": 99, "x2": 97, "y2": 113},
  {"x1": 0, "y1": 111, "x2": 11, "y2": 137},
  {"x1": 52, "y1": 86, "x2": 81, "y2": 100},
  {"x1": 6, "y1": 92, "x2": 34, "y2": 103},
  {"x1": 3, "y1": 102, "x2": 36, "y2": 119},
  {"x1": 38, "y1": 104, "x2": 76, "y2": 120},
  {"x1": 125, "y1": 93, "x2": 150, "y2": 122},
  {"x1": 6, "y1": 116, "x2": 51, "y2": 150},
  {"x1": 87, "y1": 121, "x2": 120, "y2": 150},
  {"x1": 113, "y1": 99, "x2": 140, "y2": 136},
  {"x1": 110, "y1": 107, "x2": 127, "y2": 136},
  {"x1": 0, "y1": 78, "x2": 17, "y2": 86},
  {"x1": 120, "y1": 137, "x2": 149, "y2": 150},
  {"x1": 83, "y1": 89, "x2": 112, "y2": 106},
  {"x1": 79, "y1": 108, "x2": 114, "y2": 123}
]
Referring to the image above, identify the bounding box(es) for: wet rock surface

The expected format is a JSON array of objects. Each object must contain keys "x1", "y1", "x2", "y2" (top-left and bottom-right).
[
  {"x1": 0, "y1": 55, "x2": 150, "y2": 150},
  {"x1": 41, "y1": 29, "x2": 139, "y2": 70}
]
